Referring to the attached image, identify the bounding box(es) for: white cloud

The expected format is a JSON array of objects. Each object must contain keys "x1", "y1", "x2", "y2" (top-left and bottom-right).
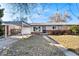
[
  {"x1": 43, "y1": 9, "x2": 50, "y2": 12},
  {"x1": 31, "y1": 13, "x2": 47, "y2": 19}
]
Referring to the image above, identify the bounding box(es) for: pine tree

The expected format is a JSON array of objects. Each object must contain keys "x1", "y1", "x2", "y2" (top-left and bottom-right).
[{"x1": 0, "y1": 9, "x2": 4, "y2": 36}]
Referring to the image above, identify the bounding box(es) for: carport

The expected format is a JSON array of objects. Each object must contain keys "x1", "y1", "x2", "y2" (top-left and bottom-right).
[{"x1": 2, "y1": 21, "x2": 31, "y2": 38}]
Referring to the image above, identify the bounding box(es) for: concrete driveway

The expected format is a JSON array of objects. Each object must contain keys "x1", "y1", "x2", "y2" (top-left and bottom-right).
[{"x1": 0, "y1": 35, "x2": 65, "y2": 56}]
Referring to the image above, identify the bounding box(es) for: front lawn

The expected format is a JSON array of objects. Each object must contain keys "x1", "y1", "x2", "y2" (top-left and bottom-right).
[{"x1": 49, "y1": 35, "x2": 79, "y2": 55}]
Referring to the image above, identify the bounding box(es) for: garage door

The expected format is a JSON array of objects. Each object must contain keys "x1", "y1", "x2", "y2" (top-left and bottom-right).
[{"x1": 22, "y1": 27, "x2": 31, "y2": 34}]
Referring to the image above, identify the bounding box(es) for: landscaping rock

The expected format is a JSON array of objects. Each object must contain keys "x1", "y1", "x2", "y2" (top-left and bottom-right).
[{"x1": 0, "y1": 35, "x2": 65, "y2": 56}]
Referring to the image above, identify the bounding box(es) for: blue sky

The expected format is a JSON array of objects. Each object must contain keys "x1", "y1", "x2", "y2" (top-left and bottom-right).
[{"x1": 0, "y1": 3, "x2": 79, "y2": 24}]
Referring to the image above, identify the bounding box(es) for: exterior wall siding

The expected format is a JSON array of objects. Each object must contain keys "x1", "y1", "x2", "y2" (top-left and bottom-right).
[
  {"x1": 4, "y1": 24, "x2": 79, "y2": 35},
  {"x1": 46, "y1": 25, "x2": 70, "y2": 30}
]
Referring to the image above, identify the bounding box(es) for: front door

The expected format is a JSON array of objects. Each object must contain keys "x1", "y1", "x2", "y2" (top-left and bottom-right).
[{"x1": 42, "y1": 26, "x2": 46, "y2": 33}]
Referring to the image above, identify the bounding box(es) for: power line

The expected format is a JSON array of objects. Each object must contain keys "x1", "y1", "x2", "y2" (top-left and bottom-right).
[
  {"x1": 76, "y1": 3, "x2": 79, "y2": 11},
  {"x1": 67, "y1": 4, "x2": 79, "y2": 19},
  {"x1": 55, "y1": 4, "x2": 68, "y2": 11}
]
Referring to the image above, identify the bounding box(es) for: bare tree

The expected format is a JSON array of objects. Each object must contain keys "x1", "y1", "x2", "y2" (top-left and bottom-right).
[
  {"x1": 49, "y1": 11, "x2": 70, "y2": 23},
  {"x1": 5, "y1": 3, "x2": 45, "y2": 36}
]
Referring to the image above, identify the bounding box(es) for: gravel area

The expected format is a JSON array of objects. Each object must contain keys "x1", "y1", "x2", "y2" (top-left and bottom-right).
[
  {"x1": 0, "y1": 35, "x2": 65, "y2": 56},
  {"x1": 0, "y1": 38, "x2": 18, "y2": 49}
]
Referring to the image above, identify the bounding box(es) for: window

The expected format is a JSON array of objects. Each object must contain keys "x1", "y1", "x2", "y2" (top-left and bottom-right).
[
  {"x1": 52, "y1": 26, "x2": 56, "y2": 29},
  {"x1": 33, "y1": 26, "x2": 41, "y2": 32}
]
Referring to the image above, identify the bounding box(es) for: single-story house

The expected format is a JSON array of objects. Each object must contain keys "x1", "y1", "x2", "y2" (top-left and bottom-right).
[{"x1": 2, "y1": 21, "x2": 79, "y2": 36}]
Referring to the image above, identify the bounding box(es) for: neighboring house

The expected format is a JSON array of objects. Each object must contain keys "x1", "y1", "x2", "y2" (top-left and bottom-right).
[{"x1": 2, "y1": 21, "x2": 79, "y2": 36}]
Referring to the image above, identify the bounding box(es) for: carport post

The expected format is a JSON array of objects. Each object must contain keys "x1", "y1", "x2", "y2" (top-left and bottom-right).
[
  {"x1": 8, "y1": 25, "x2": 11, "y2": 36},
  {"x1": 21, "y1": 22, "x2": 23, "y2": 38},
  {"x1": 5, "y1": 25, "x2": 7, "y2": 39}
]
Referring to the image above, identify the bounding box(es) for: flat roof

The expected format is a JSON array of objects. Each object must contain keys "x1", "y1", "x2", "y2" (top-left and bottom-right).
[
  {"x1": 2, "y1": 21, "x2": 31, "y2": 26},
  {"x1": 30, "y1": 23, "x2": 79, "y2": 26}
]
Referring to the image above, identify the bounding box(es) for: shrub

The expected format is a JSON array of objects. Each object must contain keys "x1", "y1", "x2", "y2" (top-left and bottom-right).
[
  {"x1": 70, "y1": 25, "x2": 79, "y2": 35},
  {"x1": 47, "y1": 30, "x2": 53, "y2": 35},
  {"x1": 0, "y1": 28, "x2": 4, "y2": 36}
]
